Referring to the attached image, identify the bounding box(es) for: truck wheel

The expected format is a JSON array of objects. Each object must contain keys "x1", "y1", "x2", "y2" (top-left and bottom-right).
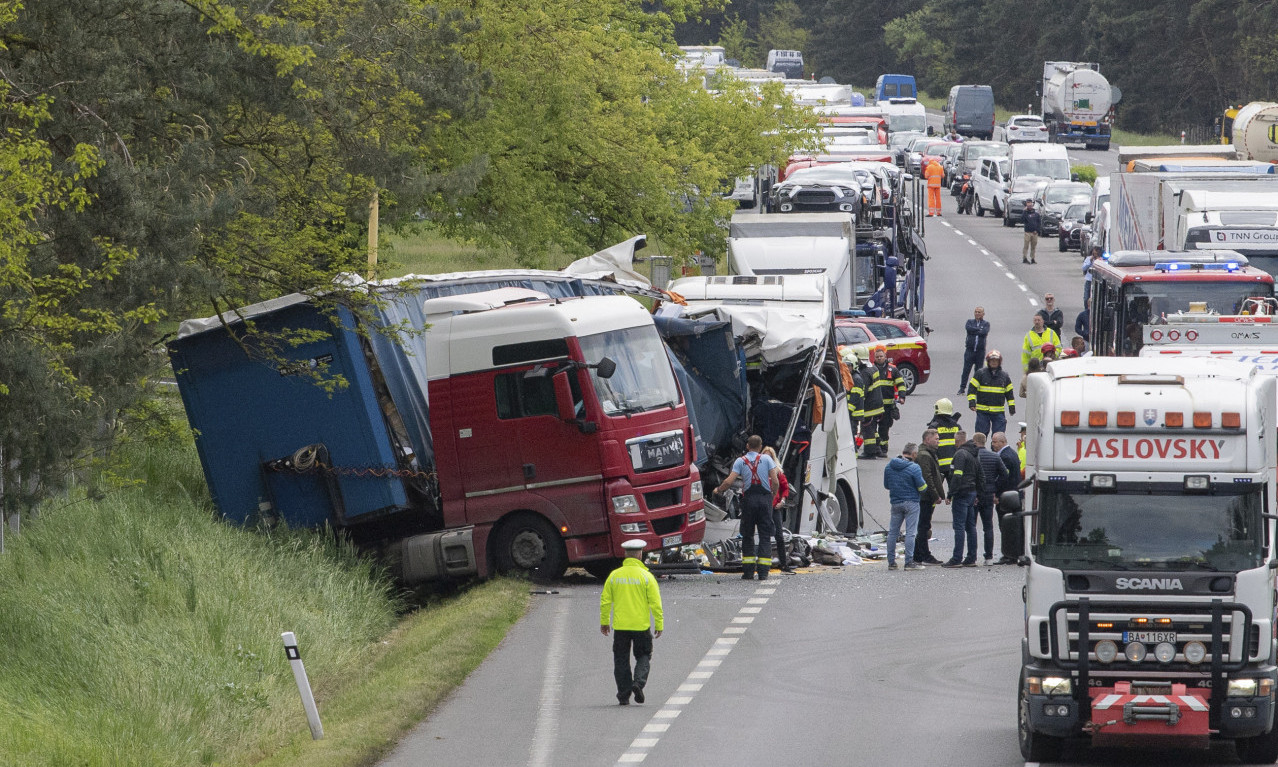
[
  {"x1": 896, "y1": 362, "x2": 919, "y2": 395},
  {"x1": 494, "y1": 513, "x2": 568, "y2": 583},
  {"x1": 1018, "y1": 671, "x2": 1064, "y2": 762},
  {"x1": 1236, "y1": 727, "x2": 1278, "y2": 764},
  {"x1": 583, "y1": 558, "x2": 621, "y2": 581},
  {"x1": 836, "y1": 484, "x2": 856, "y2": 534}
]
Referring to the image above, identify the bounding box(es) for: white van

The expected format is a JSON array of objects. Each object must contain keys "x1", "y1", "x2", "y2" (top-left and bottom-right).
[
  {"x1": 1007, "y1": 143, "x2": 1071, "y2": 185},
  {"x1": 766, "y1": 49, "x2": 804, "y2": 79}
]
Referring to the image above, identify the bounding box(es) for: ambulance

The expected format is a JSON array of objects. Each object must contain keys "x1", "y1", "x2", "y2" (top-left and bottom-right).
[{"x1": 1015, "y1": 356, "x2": 1278, "y2": 762}]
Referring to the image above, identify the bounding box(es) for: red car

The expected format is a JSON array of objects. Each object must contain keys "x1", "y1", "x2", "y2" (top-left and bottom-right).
[{"x1": 835, "y1": 317, "x2": 931, "y2": 395}]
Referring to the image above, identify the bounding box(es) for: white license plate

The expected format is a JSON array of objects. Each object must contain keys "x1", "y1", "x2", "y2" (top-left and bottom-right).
[
  {"x1": 662, "y1": 534, "x2": 682, "y2": 547},
  {"x1": 1123, "y1": 631, "x2": 1175, "y2": 643}
]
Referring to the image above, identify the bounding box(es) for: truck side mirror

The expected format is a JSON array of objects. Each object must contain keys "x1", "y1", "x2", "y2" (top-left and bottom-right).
[
  {"x1": 594, "y1": 356, "x2": 617, "y2": 379},
  {"x1": 997, "y1": 490, "x2": 1022, "y2": 514},
  {"x1": 1085, "y1": 212, "x2": 1094, "y2": 224}
]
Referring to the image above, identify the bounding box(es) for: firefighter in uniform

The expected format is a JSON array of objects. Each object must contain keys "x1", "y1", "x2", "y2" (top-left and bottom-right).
[
  {"x1": 861, "y1": 346, "x2": 904, "y2": 459},
  {"x1": 966, "y1": 349, "x2": 1016, "y2": 437},
  {"x1": 926, "y1": 397, "x2": 962, "y2": 478},
  {"x1": 600, "y1": 539, "x2": 664, "y2": 706},
  {"x1": 843, "y1": 346, "x2": 869, "y2": 436},
  {"x1": 714, "y1": 435, "x2": 780, "y2": 580}
]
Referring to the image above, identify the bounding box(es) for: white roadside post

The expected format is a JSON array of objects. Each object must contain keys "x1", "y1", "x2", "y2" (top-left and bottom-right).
[{"x1": 282, "y1": 631, "x2": 324, "y2": 739}]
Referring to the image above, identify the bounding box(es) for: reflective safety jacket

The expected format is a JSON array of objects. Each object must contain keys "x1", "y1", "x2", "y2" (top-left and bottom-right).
[
  {"x1": 848, "y1": 367, "x2": 866, "y2": 423},
  {"x1": 1021, "y1": 327, "x2": 1061, "y2": 368},
  {"x1": 600, "y1": 558, "x2": 664, "y2": 631},
  {"x1": 927, "y1": 412, "x2": 962, "y2": 472},
  {"x1": 967, "y1": 366, "x2": 1015, "y2": 414},
  {"x1": 864, "y1": 362, "x2": 902, "y2": 417}
]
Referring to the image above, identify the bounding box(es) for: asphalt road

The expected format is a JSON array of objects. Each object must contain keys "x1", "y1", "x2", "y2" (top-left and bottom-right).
[{"x1": 376, "y1": 164, "x2": 1251, "y2": 766}]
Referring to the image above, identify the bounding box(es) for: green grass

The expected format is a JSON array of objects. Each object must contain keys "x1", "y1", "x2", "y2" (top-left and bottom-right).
[
  {"x1": 379, "y1": 223, "x2": 518, "y2": 278},
  {"x1": 0, "y1": 440, "x2": 529, "y2": 766},
  {"x1": 1110, "y1": 127, "x2": 1182, "y2": 147}
]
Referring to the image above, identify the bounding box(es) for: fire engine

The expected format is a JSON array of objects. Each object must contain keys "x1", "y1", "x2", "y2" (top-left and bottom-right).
[
  {"x1": 1015, "y1": 356, "x2": 1278, "y2": 762},
  {"x1": 1086, "y1": 251, "x2": 1273, "y2": 357}
]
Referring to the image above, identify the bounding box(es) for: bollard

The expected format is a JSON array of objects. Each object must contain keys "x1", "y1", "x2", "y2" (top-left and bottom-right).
[
  {"x1": 282, "y1": 632, "x2": 324, "y2": 739},
  {"x1": 1181, "y1": 130, "x2": 1186, "y2": 144}
]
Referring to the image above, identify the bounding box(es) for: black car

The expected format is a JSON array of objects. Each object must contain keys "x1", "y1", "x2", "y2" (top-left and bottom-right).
[
  {"x1": 1057, "y1": 202, "x2": 1089, "y2": 252},
  {"x1": 769, "y1": 165, "x2": 874, "y2": 215}
]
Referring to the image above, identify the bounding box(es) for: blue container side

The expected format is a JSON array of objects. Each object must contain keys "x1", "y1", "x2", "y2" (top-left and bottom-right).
[{"x1": 169, "y1": 302, "x2": 409, "y2": 528}]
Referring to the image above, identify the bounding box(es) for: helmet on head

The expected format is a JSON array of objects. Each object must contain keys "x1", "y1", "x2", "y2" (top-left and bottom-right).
[
  {"x1": 986, "y1": 349, "x2": 1002, "y2": 361},
  {"x1": 1041, "y1": 343, "x2": 1056, "y2": 354},
  {"x1": 853, "y1": 346, "x2": 870, "y2": 361},
  {"x1": 934, "y1": 398, "x2": 954, "y2": 416}
]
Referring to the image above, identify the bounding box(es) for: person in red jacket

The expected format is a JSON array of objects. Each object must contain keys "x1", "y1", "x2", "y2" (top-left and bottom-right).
[{"x1": 762, "y1": 447, "x2": 793, "y2": 573}]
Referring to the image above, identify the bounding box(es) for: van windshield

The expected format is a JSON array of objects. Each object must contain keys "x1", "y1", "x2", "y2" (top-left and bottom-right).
[
  {"x1": 579, "y1": 325, "x2": 682, "y2": 416},
  {"x1": 887, "y1": 113, "x2": 927, "y2": 133},
  {"x1": 1014, "y1": 158, "x2": 1071, "y2": 180}
]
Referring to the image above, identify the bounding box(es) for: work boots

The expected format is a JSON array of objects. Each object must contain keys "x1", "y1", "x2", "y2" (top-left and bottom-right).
[{"x1": 756, "y1": 564, "x2": 769, "y2": 581}]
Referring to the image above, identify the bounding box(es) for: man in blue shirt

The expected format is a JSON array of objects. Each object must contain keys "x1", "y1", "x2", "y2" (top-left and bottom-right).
[
  {"x1": 882, "y1": 442, "x2": 928, "y2": 571},
  {"x1": 959, "y1": 306, "x2": 989, "y2": 396},
  {"x1": 714, "y1": 434, "x2": 780, "y2": 580}
]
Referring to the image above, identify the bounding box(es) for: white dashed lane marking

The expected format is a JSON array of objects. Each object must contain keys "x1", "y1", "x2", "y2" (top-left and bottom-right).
[{"x1": 613, "y1": 587, "x2": 777, "y2": 765}]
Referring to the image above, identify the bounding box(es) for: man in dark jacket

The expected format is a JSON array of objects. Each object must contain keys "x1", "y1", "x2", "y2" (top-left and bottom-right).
[
  {"x1": 958, "y1": 306, "x2": 989, "y2": 396},
  {"x1": 860, "y1": 347, "x2": 903, "y2": 459},
  {"x1": 1022, "y1": 200, "x2": 1042, "y2": 264},
  {"x1": 1035, "y1": 293, "x2": 1064, "y2": 340},
  {"x1": 914, "y1": 429, "x2": 947, "y2": 565},
  {"x1": 966, "y1": 349, "x2": 1015, "y2": 437},
  {"x1": 927, "y1": 397, "x2": 962, "y2": 477},
  {"x1": 973, "y1": 433, "x2": 1009, "y2": 566},
  {"x1": 942, "y1": 432, "x2": 984, "y2": 568},
  {"x1": 992, "y1": 431, "x2": 1023, "y2": 564}
]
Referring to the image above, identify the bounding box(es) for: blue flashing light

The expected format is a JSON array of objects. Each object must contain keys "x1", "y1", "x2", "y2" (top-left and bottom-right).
[{"x1": 1153, "y1": 261, "x2": 1242, "y2": 273}]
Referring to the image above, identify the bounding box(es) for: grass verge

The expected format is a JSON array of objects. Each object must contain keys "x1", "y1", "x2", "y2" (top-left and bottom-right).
[{"x1": 0, "y1": 439, "x2": 529, "y2": 766}]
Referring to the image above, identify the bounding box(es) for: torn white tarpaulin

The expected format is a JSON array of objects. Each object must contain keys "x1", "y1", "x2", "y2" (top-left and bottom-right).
[{"x1": 658, "y1": 303, "x2": 827, "y2": 366}]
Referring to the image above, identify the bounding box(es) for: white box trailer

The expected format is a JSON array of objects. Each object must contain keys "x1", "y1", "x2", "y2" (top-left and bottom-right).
[{"x1": 727, "y1": 213, "x2": 869, "y2": 311}]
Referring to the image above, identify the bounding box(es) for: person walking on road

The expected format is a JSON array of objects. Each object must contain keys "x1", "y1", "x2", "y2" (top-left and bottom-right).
[
  {"x1": 942, "y1": 431, "x2": 984, "y2": 568},
  {"x1": 914, "y1": 429, "x2": 948, "y2": 565},
  {"x1": 714, "y1": 435, "x2": 780, "y2": 580},
  {"x1": 924, "y1": 158, "x2": 945, "y2": 216},
  {"x1": 1035, "y1": 293, "x2": 1064, "y2": 340},
  {"x1": 1022, "y1": 200, "x2": 1042, "y2": 264},
  {"x1": 973, "y1": 433, "x2": 1009, "y2": 566},
  {"x1": 992, "y1": 432, "x2": 1023, "y2": 564},
  {"x1": 761, "y1": 446, "x2": 793, "y2": 573},
  {"x1": 966, "y1": 349, "x2": 1015, "y2": 437},
  {"x1": 600, "y1": 539, "x2": 664, "y2": 706},
  {"x1": 1021, "y1": 314, "x2": 1060, "y2": 370},
  {"x1": 958, "y1": 306, "x2": 989, "y2": 395},
  {"x1": 927, "y1": 398, "x2": 962, "y2": 477},
  {"x1": 883, "y1": 442, "x2": 928, "y2": 571}
]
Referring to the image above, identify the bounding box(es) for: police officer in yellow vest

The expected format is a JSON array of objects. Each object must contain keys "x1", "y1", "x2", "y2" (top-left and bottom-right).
[
  {"x1": 600, "y1": 539, "x2": 664, "y2": 705},
  {"x1": 926, "y1": 397, "x2": 962, "y2": 477}
]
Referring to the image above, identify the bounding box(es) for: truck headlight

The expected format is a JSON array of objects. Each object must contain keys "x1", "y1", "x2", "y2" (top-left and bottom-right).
[
  {"x1": 688, "y1": 508, "x2": 705, "y2": 524},
  {"x1": 689, "y1": 480, "x2": 703, "y2": 502},
  {"x1": 1154, "y1": 642, "x2": 1176, "y2": 663},
  {"x1": 1184, "y1": 641, "x2": 1207, "y2": 664},
  {"x1": 612, "y1": 495, "x2": 640, "y2": 514},
  {"x1": 1125, "y1": 641, "x2": 1147, "y2": 663},
  {"x1": 619, "y1": 522, "x2": 649, "y2": 534},
  {"x1": 1229, "y1": 679, "x2": 1259, "y2": 697},
  {"x1": 1041, "y1": 677, "x2": 1072, "y2": 696},
  {"x1": 1094, "y1": 640, "x2": 1118, "y2": 664}
]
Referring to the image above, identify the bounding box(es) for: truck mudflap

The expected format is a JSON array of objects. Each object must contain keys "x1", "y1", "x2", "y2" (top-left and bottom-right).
[{"x1": 1087, "y1": 682, "x2": 1210, "y2": 749}]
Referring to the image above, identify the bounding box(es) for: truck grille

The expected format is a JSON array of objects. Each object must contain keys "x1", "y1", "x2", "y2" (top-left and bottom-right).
[
  {"x1": 650, "y1": 514, "x2": 684, "y2": 535},
  {"x1": 644, "y1": 487, "x2": 682, "y2": 510},
  {"x1": 1047, "y1": 600, "x2": 1254, "y2": 670}
]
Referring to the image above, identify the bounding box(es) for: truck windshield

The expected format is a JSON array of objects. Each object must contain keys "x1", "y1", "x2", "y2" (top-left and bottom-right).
[
  {"x1": 887, "y1": 113, "x2": 926, "y2": 133},
  {"x1": 1014, "y1": 158, "x2": 1071, "y2": 180},
  {"x1": 579, "y1": 325, "x2": 682, "y2": 416},
  {"x1": 1036, "y1": 485, "x2": 1265, "y2": 572}
]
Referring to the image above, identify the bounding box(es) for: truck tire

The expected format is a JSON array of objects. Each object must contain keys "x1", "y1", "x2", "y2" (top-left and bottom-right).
[
  {"x1": 494, "y1": 513, "x2": 568, "y2": 583},
  {"x1": 836, "y1": 484, "x2": 855, "y2": 534},
  {"x1": 1018, "y1": 671, "x2": 1064, "y2": 762},
  {"x1": 1236, "y1": 727, "x2": 1278, "y2": 764},
  {"x1": 583, "y1": 558, "x2": 621, "y2": 581}
]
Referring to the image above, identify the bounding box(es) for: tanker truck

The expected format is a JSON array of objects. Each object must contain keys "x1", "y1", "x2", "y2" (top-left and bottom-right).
[
  {"x1": 1041, "y1": 61, "x2": 1117, "y2": 151},
  {"x1": 1230, "y1": 102, "x2": 1278, "y2": 163}
]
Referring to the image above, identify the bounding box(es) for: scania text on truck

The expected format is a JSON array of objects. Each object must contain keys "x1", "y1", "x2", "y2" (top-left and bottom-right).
[
  {"x1": 168, "y1": 287, "x2": 705, "y2": 584},
  {"x1": 1016, "y1": 356, "x2": 1278, "y2": 763},
  {"x1": 1086, "y1": 251, "x2": 1274, "y2": 356}
]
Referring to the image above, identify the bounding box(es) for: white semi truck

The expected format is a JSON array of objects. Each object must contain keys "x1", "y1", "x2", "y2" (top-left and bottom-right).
[
  {"x1": 1015, "y1": 356, "x2": 1278, "y2": 762},
  {"x1": 1041, "y1": 61, "x2": 1116, "y2": 151}
]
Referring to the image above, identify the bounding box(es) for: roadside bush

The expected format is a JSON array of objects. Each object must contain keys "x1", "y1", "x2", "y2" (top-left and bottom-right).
[{"x1": 1071, "y1": 164, "x2": 1098, "y2": 185}]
